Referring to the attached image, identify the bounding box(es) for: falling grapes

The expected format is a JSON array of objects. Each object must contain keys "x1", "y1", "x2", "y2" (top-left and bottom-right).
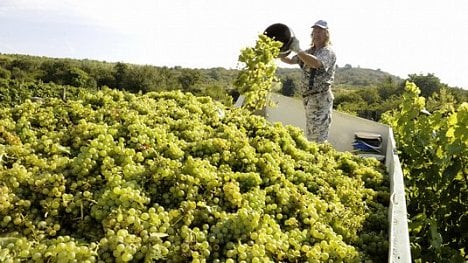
[
  {"x1": 234, "y1": 34, "x2": 282, "y2": 112},
  {"x1": 0, "y1": 88, "x2": 389, "y2": 262}
]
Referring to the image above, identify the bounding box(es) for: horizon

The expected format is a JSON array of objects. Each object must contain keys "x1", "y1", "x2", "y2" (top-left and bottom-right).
[
  {"x1": 0, "y1": 51, "x2": 457, "y2": 90},
  {"x1": 0, "y1": 51, "x2": 410, "y2": 76}
]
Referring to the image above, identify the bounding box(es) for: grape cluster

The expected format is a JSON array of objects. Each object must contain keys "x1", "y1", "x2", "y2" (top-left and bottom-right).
[
  {"x1": 234, "y1": 34, "x2": 282, "y2": 112},
  {"x1": 0, "y1": 88, "x2": 389, "y2": 262}
]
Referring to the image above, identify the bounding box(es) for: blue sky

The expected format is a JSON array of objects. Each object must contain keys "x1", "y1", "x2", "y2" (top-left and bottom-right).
[{"x1": 1, "y1": 0, "x2": 467, "y2": 89}]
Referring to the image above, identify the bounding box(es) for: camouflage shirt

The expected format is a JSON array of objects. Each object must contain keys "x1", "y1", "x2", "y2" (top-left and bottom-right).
[{"x1": 294, "y1": 46, "x2": 336, "y2": 96}]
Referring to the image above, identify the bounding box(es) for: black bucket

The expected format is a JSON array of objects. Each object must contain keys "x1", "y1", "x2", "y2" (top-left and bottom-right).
[{"x1": 264, "y1": 23, "x2": 295, "y2": 58}]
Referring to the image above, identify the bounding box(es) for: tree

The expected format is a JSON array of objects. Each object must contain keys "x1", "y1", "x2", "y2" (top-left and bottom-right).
[
  {"x1": 40, "y1": 60, "x2": 72, "y2": 85},
  {"x1": 177, "y1": 68, "x2": 202, "y2": 91},
  {"x1": 334, "y1": 91, "x2": 366, "y2": 115},
  {"x1": 133, "y1": 65, "x2": 163, "y2": 93},
  {"x1": 153, "y1": 66, "x2": 181, "y2": 91},
  {"x1": 114, "y1": 62, "x2": 129, "y2": 90},
  {"x1": 356, "y1": 87, "x2": 381, "y2": 105},
  {"x1": 377, "y1": 76, "x2": 402, "y2": 100},
  {"x1": 406, "y1": 73, "x2": 444, "y2": 98},
  {"x1": 65, "y1": 67, "x2": 92, "y2": 88},
  {"x1": 80, "y1": 60, "x2": 115, "y2": 89}
]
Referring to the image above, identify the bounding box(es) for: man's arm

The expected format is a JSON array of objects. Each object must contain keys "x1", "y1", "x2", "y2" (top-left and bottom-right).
[
  {"x1": 296, "y1": 51, "x2": 322, "y2": 69},
  {"x1": 280, "y1": 56, "x2": 297, "y2": 65},
  {"x1": 288, "y1": 37, "x2": 323, "y2": 69}
]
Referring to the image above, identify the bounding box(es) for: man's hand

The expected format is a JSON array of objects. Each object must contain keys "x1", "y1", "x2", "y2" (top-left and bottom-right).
[{"x1": 289, "y1": 37, "x2": 302, "y2": 53}]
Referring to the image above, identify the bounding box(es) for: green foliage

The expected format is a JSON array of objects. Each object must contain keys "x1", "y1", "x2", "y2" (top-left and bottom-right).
[
  {"x1": 407, "y1": 73, "x2": 445, "y2": 98},
  {"x1": 334, "y1": 85, "x2": 400, "y2": 121},
  {"x1": 177, "y1": 68, "x2": 202, "y2": 91},
  {"x1": 192, "y1": 83, "x2": 234, "y2": 106},
  {"x1": 378, "y1": 76, "x2": 403, "y2": 100},
  {"x1": 334, "y1": 92, "x2": 366, "y2": 115},
  {"x1": 353, "y1": 88, "x2": 382, "y2": 109},
  {"x1": 381, "y1": 81, "x2": 467, "y2": 262},
  {"x1": 426, "y1": 87, "x2": 457, "y2": 112},
  {"x1": 333, "y1": 73, "x2": 466, "y2": 121},
  {"x1": 1, "y1": 53, "x2": 466, "y2": 122},
  {"x1": 114, "y1": 62, "x2": 129, "y2": 90},
  {"x1": 66, "y1": 67, "x2": 94, "y2": 88},
  {"x1": 0, "y1": 54, "x2": 239, "y2": 105},
  {"x1": 234, "y1": 34, "x2": 281, "y2": 112},
  {"x1": 0, "y1": 79, "x2": 85, "y2": 108},
  {"x1": 0, "y1": 67, "x2": 11, "y2": 79}
]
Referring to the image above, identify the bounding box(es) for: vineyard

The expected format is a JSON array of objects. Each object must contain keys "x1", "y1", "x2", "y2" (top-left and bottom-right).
[
  {"x1": 0, "y1": 35, "x2": 388, "y2": 263},
  {"x1": 382, "y1": 83, "x2": 467, "y2": 262},
  {"x1": 0, "y1": 34, "x2": 466, "y2": 263}
]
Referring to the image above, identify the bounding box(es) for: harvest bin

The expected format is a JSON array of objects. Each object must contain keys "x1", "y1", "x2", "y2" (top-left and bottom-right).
[{"x1": 235, "y1": 94, "x2": 411, "y2": 263}]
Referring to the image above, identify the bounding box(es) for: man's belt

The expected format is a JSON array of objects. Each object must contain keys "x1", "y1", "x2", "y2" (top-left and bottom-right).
[{"x1": 302, "y1": 89, "x2": 329, "y2": 97}]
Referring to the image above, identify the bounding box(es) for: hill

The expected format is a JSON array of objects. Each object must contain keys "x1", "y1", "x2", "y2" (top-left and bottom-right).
[
  {"x1": 3, "y1": 52, "x2": 466, "y2": 119},
  {"x1": 1, "y1": 53, "x2": 401, "y2": 91},
  {"x1": 334, "y1": 65, "x2": 402, "y2": 87},
  {"x1": 276, "y1": 65, "x2": 402, "y2": 89}
]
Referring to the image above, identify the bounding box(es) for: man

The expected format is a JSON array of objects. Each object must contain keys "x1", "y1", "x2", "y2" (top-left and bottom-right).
[{"x1": 281, "y1": 20, "x2": 336, "y2": 143}]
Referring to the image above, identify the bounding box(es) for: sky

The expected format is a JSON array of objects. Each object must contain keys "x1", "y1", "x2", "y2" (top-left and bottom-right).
[{"x1": 1, "y1": 0, "x2": 467, "y2": 89}]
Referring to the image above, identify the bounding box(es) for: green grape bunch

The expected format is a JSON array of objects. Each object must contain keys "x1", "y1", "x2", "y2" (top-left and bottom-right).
[
  {"x1": 0, "y1": 88, "x2": 389, "y2": 262},
  {"x1": 234, "y1": 34, "x2": 282, "y2": 112}
]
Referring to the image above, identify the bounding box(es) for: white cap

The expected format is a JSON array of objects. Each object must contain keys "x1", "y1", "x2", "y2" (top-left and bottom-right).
[{"x1": 312, "y1": 20, "x2": 328, "y2": 29}]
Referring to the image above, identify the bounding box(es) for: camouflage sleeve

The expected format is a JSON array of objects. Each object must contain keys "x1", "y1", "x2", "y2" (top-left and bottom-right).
[{"x1": 316, "y1": 48, "x2": 336, "y2": 71}]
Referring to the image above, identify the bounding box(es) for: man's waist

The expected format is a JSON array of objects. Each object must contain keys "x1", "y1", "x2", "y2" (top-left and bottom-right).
[{"x1": 302, "y1": 88, "x2": 329, "y2": 97}]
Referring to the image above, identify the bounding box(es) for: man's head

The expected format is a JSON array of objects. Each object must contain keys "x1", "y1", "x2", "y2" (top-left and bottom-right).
[{"x1": 310, "y1": 20, "x2": 331, "y2": 47}]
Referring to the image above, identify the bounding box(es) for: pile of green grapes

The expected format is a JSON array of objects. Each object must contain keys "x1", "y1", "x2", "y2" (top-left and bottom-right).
[{"x1": 0, "y1": 88, "x2": 389, "y2": 262}]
